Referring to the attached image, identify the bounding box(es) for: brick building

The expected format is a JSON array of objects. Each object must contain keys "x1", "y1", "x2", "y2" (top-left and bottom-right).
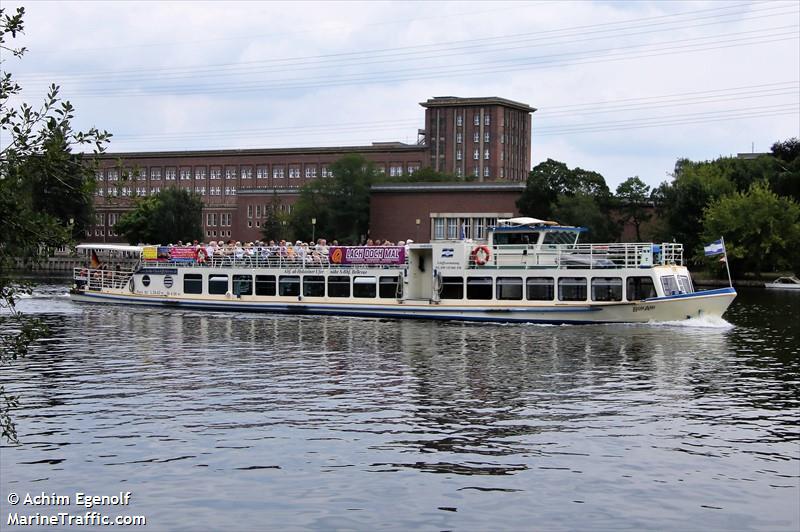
[
  {"x1": 370, "y1": 182, "x2": 525, "y2": 243},
  {"x1": 89, "y1": 96, "x2": 535, "y2": 243}
]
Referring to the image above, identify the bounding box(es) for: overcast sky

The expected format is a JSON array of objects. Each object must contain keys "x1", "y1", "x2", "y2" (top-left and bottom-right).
[{"x1": 4, "y1": 0, "x2": 799, "y2": 189}]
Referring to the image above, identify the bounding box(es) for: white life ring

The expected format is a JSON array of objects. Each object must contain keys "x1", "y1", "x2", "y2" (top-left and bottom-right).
[{"x1": 471, "y1": 245, "x2": 491, "y2": 266}]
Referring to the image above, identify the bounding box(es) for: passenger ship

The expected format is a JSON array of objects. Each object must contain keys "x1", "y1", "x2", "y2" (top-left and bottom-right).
[{"x1": 70, "y1": 218, "x2": 736, "y2": 324}]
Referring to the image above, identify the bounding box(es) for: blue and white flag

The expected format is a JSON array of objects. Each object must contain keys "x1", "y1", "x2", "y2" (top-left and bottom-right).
[{"x1": 704, "y1": 239, "x2": 725, "y2": 256}]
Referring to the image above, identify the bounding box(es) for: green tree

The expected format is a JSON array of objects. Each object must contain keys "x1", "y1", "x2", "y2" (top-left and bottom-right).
[
  {"x1": 516, "y1": 159, "x2": 569, "y2": 218},
  {"x1": 290, "y1": 154, "x2": 379, "y2": 243},
  {"x1": 552, "y1": 193, "x2": 618, "y2": 243},
  {"x1": 261, "y1": 192, "x2": 289, "y2": 242},
  {"x1": 652, "y1": 159, "x2": 735, "y2": 257},
  {"x1": 517, "y1": 159, "x2": 618, "y2": 241},
  {"x1": 615, "y1": 176, "x2": 652, "y2": 241},
  {"x1": 701, "y1": 182, "x2": 800, "y2": 276},
  {"x1": 1, "y1": 7, "x2": 111, "y2": 442},
  {"x1": 115, "y1": 188, "x2": 203, "y2": 244},
  {"x1": 769, "y1": 138, "x2": 800, "y2": 201}
]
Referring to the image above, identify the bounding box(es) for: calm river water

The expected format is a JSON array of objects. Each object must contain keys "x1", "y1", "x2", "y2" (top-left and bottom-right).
[{"x1": 1, "y1": 284, "x2": 798, "y2": 531}]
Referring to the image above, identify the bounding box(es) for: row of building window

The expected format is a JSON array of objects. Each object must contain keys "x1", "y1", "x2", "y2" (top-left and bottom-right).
[
  {"x1": 455, "y1": 113, "x2": 491, "y2": 127},
  {"x1": 437, "y1": 276, "x2": 659, "y2": 302},
  {"x1": 432, "y1": 217, "x2": 498, "y2": 240},
  {"x1": 456, "y1": 131, "x2": 517, "y2": 145},
  {"x1": 92, "y1": 213, "x2": 119, "y2": 236},
  {"x1": 96, "y1": 163, "x2": 420, "y2": 182},
  {"x1": 455, "y1": 149, "x2": 492, "y2": 161},
  {"x1": 247, "y1": 204, "x2": 291, "y2": 218},
  {"x1": 180, "y1": 274, "x2": 401, "y2": 299},
  {"x1": 97, "y1": 186, "x2": 238, "y2": 197},
  {"x1": 206, "y1": 213, "x2": 233, "y2": 227}
]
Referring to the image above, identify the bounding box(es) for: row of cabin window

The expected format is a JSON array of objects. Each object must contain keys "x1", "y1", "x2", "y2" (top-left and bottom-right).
[
  {"x1": 439, "y1": 276, "x2": 659, "y2": 302},
  {"x1": 183, "y1": 274, "x2": 401, "y2": 298}
]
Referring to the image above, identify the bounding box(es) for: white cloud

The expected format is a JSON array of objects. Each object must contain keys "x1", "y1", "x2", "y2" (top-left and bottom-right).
[{"x1": 4, "y1": 0, "x2": 798, "y2": 188}]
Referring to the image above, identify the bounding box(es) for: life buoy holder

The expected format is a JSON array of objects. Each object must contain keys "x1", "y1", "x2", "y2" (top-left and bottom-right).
[{"x1": 471, "y1": 245, "x2": 491, "y2": 266}]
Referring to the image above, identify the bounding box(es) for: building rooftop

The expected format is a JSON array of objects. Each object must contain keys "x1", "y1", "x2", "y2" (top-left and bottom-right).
[
  {"x1": 372, "y1": 182, "x2": 527, "y2": 192},
  {"x1": 420, "y1": 96, "x2": 536, "y2": 113},
  {"x1": 92, "y1": 143, "x2": 426, "y2": 159}
]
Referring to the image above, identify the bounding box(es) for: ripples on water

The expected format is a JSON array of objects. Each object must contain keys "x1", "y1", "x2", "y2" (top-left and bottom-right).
[{"x1": 1, "y1": 285, "x2": 798, "y2": 530}]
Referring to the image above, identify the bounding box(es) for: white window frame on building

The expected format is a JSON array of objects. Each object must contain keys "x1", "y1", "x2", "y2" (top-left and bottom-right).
[
  {"x1": 180, "y1": 167, "x2": 192, "y2": 180},
  {"x1": 273, "y1": 166, "x2": 285, "y2": 179},
  {"x1": 473, "y1": 131, "x2": 479, "y2": 143},
  {"x1": 456, "y1": 115, "x2": 463, "y2": 127},
  {"x1": 305, "y1": 166, "x2": 317, "y2": 178},
  {"x1": 241, "y1": 167, "x2": 252, "y2": 179},
  {"x1": 484, "y1": 149, "x2": 490, "y2": 160},
  {"x1": 151, "y1": 168, "x2": 162, "y2": 179},
  {"x1": 225, "y1": 167, "x2": 237, "y2": 180},
  {"x1": 456, "y1": 132, "x2": 462, "y2": 143},
  {"x1": 165, "y1": 167, "x2": 176, "y2": 180},
  {"x1": 429, "y1": 213, "x2": 510, "y2": 241},
  {"x1": 473, "y1": 114, "x2": 480, "y2": 126},
  {"x1": 433, "y1": 218, "x2": 445, "y2": 240},
  {"x1": 473, "y1": 149, "x2": 479, "y2": 160},
  {"x1": 210, "y1": 167, "x2": 222, "y2": 180},
  {"x1": 257, "y1": 166, "x2": 268, "y2": 179},
  {"x1": 195, "y1": 167, "x2": 206, "y2": 179}
]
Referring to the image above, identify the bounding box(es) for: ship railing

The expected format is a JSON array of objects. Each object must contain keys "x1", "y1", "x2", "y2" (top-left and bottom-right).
[
  {"x1": 470, "y1": 242, "x2": 684, "y2": 269},
  {"x1": 140, "y1": 255, "x2": 407, "y2": 270},
  {"x1": 73, "y1": 267, "x2": 135, "y2": 291}
]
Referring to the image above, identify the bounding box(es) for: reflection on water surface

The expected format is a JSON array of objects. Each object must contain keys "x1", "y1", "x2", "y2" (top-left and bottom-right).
[{"x1": 1, "y1": 286, "x2": 798, "y2": 530}]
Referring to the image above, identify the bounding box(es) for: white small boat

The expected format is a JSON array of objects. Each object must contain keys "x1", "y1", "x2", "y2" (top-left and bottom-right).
[{"x1": 764, "y1": 276, "x2": 800, "y2": 290}]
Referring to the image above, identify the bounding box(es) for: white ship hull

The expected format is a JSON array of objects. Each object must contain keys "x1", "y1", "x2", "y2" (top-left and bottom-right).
[{"x1": 69, "y1": 286, "x2": 736, "y2": 324}]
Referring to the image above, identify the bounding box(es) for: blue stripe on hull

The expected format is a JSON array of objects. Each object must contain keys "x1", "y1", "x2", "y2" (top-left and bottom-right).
[{"x1": 644, "y1": 286, "x2": 736, "y2": 301}]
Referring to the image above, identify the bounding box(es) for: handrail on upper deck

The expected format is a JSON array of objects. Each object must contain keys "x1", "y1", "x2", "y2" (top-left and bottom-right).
[
  {"x1": 73, "y1": 266, "x2": 136, "y2": 291},
  {"x1": 469, "y1": 242, "x2": 683, "y2": 269}
]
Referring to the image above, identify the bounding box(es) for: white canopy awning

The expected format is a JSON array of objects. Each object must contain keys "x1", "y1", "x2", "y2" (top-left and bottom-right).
[
  {"x1": 497, "y1": 217, "x2": 559, "y2": 227},
  {"x1": 76, "y1": 244, "x2": 143, "y2": 253}
]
